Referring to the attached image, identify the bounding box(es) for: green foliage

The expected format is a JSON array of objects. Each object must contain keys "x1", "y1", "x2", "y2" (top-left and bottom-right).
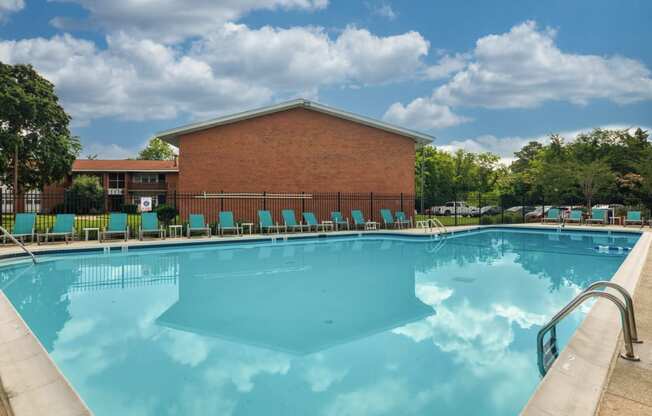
[
  {"x1": 0, "y1": 63, "x2": 80, "y2": 192},
  {"x1": 155, "y1": 204, "x2": 178, "y2": 225},
  {"x1": 65, "y1": 175, "x2": 104, "y2": 214},
  {"x1": 138, "y1": 137, "x2": 175, "y2": 160}
]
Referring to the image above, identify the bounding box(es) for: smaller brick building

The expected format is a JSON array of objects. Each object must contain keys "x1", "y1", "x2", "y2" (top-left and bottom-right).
[{"x1": 45, "y1": 159, "x2": 179, "y2": 211}]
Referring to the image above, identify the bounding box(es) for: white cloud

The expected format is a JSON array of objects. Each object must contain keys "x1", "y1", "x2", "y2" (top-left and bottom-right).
[
  {"x1": 383, "y1": 97, "x2": 470, "y2": 130},
  {"x1": 0, "y1": 0, "x2": 23, "y2": 22},
  {"x1": 368, "y1": 2, "x2": 397, "y2": 20},
  {"x1": 0, "y1": 25, "x2": 429, "y2": 126},
  {"x1": 437, "y1": 21, "x2": 652, "y2": 108},
  {"x1": 51, "y1": 0, "x2": 329, "y2": 43},
  {"x1": 386, "y1": 20, "x2": 652, "y2": 132}
]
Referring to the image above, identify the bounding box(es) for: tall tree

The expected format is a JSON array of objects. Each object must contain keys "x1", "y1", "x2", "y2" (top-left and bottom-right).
[
  {"x1": 0, "y1": 63, "x2": 80, "y2": 211},
  {"x1": 138, "y1": 137, "x2": 175, "y2": 160},
  {"x1": 575, "y1": 160, "x2": 614, "y2": 208}
]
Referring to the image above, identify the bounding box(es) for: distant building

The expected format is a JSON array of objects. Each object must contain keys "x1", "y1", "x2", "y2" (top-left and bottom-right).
[{"x1": 44, "y1": 159, "x2": 179, "y2": 210}]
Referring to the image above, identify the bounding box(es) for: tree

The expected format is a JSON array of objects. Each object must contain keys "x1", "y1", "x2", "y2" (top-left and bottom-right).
[
  {"x1": 575, "y1": 160, "x2": 614, "y2": 209},
  {"x1": 65, "y1": 175, "x2": 104, "y2": 214},
  {"x1": 0, "y1": 63, "x2": 80, "y2": 211},
  {"x1": 511, "y1": 141, "x2": 543, "y2": 173},
  {"x1": 138, "y1": 137, "x2": 175, "y2": 160}
]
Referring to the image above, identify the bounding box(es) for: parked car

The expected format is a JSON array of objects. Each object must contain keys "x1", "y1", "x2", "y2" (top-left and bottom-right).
[
  {"x1": 480, "y1": 205, "x2": 501, "y2": 216},
  {"x1": 505, "y1": 206, "x2": 536, "y2": 214},
  {"x1": 430, "y1": 201, "x2": 479, "y2": 216}
]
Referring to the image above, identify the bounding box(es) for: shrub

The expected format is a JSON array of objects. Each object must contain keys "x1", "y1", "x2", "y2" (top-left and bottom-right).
[
  {"x1": 480, "y1": 216, "x2": 494, "y2": 225},
  {"x1": 155, "y1": 204, "x2": 178, "y2": 225},
  {"x1": 65, "y1": 175, "x2": 104, "y2": 214}
]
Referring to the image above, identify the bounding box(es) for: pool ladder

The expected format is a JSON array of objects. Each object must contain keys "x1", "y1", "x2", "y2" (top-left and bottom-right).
[
  {"x1": 429, "y1": 217, "x2": 448, "y2": 235},
  {"x1": 537, "y1": 281, "x2": 641, "y2": 376},
  {"x1": 0, "y1": 225, "x2": 37, "y2": 264}
]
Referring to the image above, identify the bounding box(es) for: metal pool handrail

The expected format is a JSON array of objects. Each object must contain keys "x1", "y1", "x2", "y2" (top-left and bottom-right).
[
  {"x1": 583, "y1": 281, "x2": 641, "y2": 343},
  {"x1": 537, "y1": 289, "x2": 639, "y2": 376},
  {"x1": 429, "y1": 218, "x2": 448, "y2": 235},
  {"x1": 0, "y1": 225, "x2": 37, "y2": 264}
]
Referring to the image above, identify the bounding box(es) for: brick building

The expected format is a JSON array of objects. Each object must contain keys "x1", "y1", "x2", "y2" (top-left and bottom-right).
[
  {"x1": 45, "y1": 159, "x2": 179, "y2": 211},
  {"x1": 156, "y1": 99, "x2": 432, "y2": 194}
]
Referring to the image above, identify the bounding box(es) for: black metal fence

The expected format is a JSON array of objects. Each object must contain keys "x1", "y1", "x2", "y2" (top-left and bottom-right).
[
  {"x1": 1, "y1": 190, "x2": 649, "y2": 239},
  {"x1": 0, "y1": 191, "x2": 414, "y2": 237}
]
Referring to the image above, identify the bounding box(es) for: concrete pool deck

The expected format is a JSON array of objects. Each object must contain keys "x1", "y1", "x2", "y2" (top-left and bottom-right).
[{"x1": 0, "y1": 224, "x2": 649, "y2": 416}]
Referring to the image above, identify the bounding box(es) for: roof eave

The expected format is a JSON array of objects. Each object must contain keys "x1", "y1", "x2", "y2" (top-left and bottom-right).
[{"x1": 156, "y1": 99, "x2": 434, "y2": 146}]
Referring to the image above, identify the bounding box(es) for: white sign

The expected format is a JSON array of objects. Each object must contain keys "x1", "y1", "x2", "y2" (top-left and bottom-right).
[{"x1": 139, "y1": 197, "x2": 153, "y2": 212}]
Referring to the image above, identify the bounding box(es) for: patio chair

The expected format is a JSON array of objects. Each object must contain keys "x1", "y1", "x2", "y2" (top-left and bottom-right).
[
  {"x1": 380, "y1": 209, "x2": 399, "y2": 229},
  {"x1": 565, "y1": 210, "x2": 583, "y2": 225},
  {"x1": 187, "y1": 214, "x2": 211, "y2": 238},
  {"x1": 3, "y1": 213, "x2": 36, "y2": 244},
  {"x1": 282, "y1": 209, "x2": 310, "y2": 233},
  {"x1": 542, "y1": 208, "x2": 561, "y2": 224},
  {"x1": 586, "y1": 208, "x2": 608, "y2": 225},
  {"x1": 303, "y1": 212, "x2": 331, "y2": 232},
  {"x1": 330, "y1": 211, "x2": 350, "y2": 230},
  {"x1": 139, "y1": 212, "x2": 165, "y2": 240},
  {"x1": 395, "y1": 211, "x2": 413, "y2": 228},
  {"x1": 351, "y1": 210, "x2": 378, "y2": 230},
  {"x1": 624, "y1": 211, "x2": 643, "y2": 227},
  {"x1": 37, "y1": 214, "x2": 75, "y2": 244},
  {"x1": 100, "y1": 213, "x2": 129, "y2": 242},
  {"x1": 218, "y1": 211, "x2": 241, "y2": 236},
  {"x1": 258, "y1": 210, "x2": 287, "y2": 234}
]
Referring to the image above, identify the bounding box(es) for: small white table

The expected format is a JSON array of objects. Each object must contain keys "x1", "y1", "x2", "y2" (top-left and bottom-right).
[
  {"x1": 241, "y1": 223, "x2": 254, "y2": 235},
  {"x1": 320, "y1": 221, "x2": 334, "y2": 231},
  {"x1": 84, "y1": 227, "x2": 100, "y2": 241},
  {"x1": 365, "y1": 221, "x2": 378, "y2": 230},
  {"x1": 168, "y1": 224, "x2": 184, "y2": 238}
]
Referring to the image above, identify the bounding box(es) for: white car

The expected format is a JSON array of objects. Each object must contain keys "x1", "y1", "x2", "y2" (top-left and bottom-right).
[{"x1": 430, "y1": 201, "x2": 479, "y2": 216}]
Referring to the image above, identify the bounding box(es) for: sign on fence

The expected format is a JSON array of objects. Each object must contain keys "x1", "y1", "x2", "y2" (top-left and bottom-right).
[{"x1": 139, "y1": 197, "x2": 153, "y2": 212}]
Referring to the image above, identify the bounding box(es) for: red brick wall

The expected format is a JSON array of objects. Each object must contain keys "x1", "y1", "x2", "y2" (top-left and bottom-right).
[{"x1": 177, "y1": 108, "x2": 416, "y2": 194}]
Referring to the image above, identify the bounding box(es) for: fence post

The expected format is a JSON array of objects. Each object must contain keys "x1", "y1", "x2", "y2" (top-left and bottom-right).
[
  {"x1": 220, "y1": 190, "x2": 224, "y2": 212},
  {"x1": 541, "y1": 195, "x2": 545, "y2": 223},
  {"x1": 454, "y1": 188, "x2": 458, "y2": 227},
  {"x1": 370, "y1": 192, "x2": 374, "y2": 222},
  {"x1": 263, "y1": 191, "x2": 266, "y2": 210},
  {"x1": 522, "y1": 195, "x2": 526, "y2": 223},
  {"x1": 301, "y1": 192, "x2": 305, "y2": 213},
  {"x1": 500, "y1": 195, "x2": 504, "y2": 225},
  {"x1": 337, "y1": 192, "x2": 341, "y2": 212},
  {"x1": 478, "y1": 192, "x2": 482, "y2": 225},
  {"x1": 400, "y1": 192, "x2": 404, "y2": 212}
]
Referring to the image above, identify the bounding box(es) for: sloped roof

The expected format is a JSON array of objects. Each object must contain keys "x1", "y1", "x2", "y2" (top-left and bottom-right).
[
  {"x1": 156, "y1": 99, "x2": 434, "y2": 146},
  {"x1": 72, "y1": 159, "x2": 178, "y2": 172}
]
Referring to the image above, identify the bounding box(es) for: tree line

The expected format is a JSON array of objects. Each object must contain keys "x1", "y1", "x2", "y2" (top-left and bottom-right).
[{"x1": 416, "y1": 128, "x2": 652, "y2": 210}]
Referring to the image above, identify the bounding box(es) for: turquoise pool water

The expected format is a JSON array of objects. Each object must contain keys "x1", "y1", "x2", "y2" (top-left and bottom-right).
[{"x1": 0, "y1": 228, "x2": 640, "y2": 416}]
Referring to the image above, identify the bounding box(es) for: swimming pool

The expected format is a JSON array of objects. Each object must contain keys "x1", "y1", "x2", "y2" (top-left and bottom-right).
[{"x1": 0, "y1": 228, "x2": 641, "y2": 416}]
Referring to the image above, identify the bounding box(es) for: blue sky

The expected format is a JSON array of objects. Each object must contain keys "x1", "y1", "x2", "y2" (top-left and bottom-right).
[{"x1": 1, "y1": 0, "x2": 651, "y2": 161}]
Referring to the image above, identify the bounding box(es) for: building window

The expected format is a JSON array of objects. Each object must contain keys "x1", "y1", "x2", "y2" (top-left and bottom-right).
[
  {"x1": 133, "y1": 173, "x2": 160, "y2": 184},
  {"x1": 131, "y1": 194, "x2": 162, "y2": 207},
  {"x1": 108, "y1": 173, "x2": 125, "y2": 189}
]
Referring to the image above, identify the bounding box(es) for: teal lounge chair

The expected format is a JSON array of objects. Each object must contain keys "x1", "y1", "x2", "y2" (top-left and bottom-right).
[
  {"x1": 258, "y1": 210, "x2": 286, "y2": 234},
  {"x1": 380, "y1": 209, "x2": 399, "y2": 229},
  {"x1": 565, "y1": 210, "x2": 583, "y2": 224},
  {"x1": 624, "y1": 211, "x2": 643, "y2": 227},
  {"x1": 586, "y1": 208, "x2": 608, "y2": 225},
  {"x1": 3, "y1": 213, "x2": 36, "y2": 244},
  {"x1": 38, "y1": 214, "x2": 75, "y2": 244},
  {"x1": 187, "y1": 214, "x2": 211, "y2": 238},
  {"x1": 218, "y1": 211, "x2": 241, "y2": 236},
  {"x1": 282, "y1": 209, "x2": 309, "y2": 233},
  {"x1": 352, "y1": 210, "x2": 377, "y2": 230},
  {"x1": 100, "y1": 213, "x2": 129, "y2": 242},
  {"x1": 542, "y1": 208, "x2": 561, "y2": 224},
  {"x1": 303, "y1": 212, "x2": 331, "y2": 232},
  {"x1": 395, "y1": 211, "x2": 412, "y2": 228},
  {"x1": 330, "y1": 211, "x2": 349, "y2": 230},
  {"x1": 139, "y1": 212, "x2": 165, "y2": 240}
]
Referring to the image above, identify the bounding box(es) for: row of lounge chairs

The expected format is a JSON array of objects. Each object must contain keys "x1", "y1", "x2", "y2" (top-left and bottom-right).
[
  {"x1": 1, "y1": 208, "x2": 413, "y2": 244},
  {"x1": 542, "y1": 208, "x2": 647, "y2": 226}
]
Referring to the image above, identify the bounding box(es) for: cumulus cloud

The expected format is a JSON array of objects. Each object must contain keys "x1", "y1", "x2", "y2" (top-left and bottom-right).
[
  {"x1": 383, "y1": 97, "x2": 470, "y2": 130},
  {"x1": 368, "y1": 2, "x2": 397, "y2": 20},
  {"x1": 386, "y1": 20, "x2": 652, "y2": 132},
  {"x1": 50, "y1": 0, "x2": 329, "y2": 43},
  {"x1": 0, "y1": 25, "x2": 429, "y2": 125},
  {"x1": 0, "y1": 0, "x2": 23, "y2": 22}
]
